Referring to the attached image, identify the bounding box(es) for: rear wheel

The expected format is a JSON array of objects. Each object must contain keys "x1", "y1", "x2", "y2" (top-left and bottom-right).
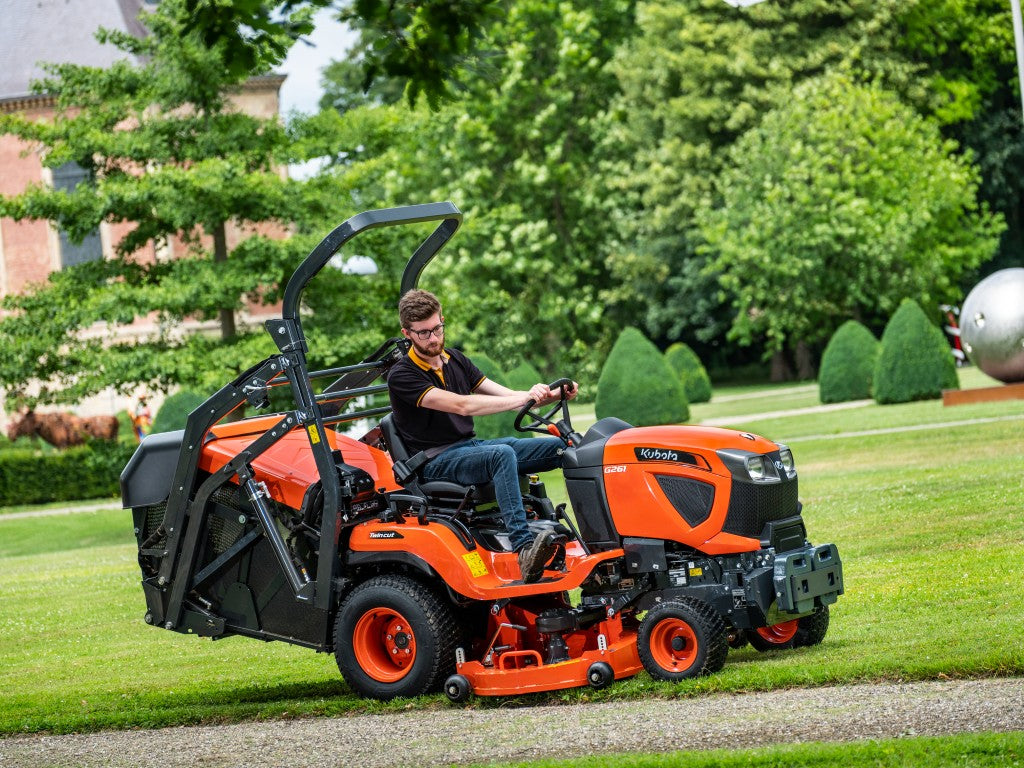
[
  {"x1": 637, "y1": 598, "x2": 728, "y2": 681},
  {"x1": 334, "y1": 575, "x2": 458, "y2": 700}
]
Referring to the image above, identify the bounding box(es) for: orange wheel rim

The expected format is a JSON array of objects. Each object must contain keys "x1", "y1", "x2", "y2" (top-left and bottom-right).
[
  {"x1": 756, "y1": 620, "x2": 798, "y2": 645},
  {"x1": 352, "y1": 608, "x2": 417, "y2": 683},
  {"x1": 649, "y1": 618, "x2": 698, "y2": 673}
]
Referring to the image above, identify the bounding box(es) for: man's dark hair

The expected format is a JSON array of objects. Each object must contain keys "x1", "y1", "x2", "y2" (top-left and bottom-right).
[{"x1": 399, "y1": 289, "x2": 442, "y2": 328}]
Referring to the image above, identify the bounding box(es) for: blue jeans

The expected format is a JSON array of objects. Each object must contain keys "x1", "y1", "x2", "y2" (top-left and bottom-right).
[{"x1": 422, "y1": 436, "x2": 563, "y2": 551}]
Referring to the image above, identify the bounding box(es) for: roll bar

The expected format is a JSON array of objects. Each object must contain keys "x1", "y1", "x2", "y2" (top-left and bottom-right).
[{"x1": 281, "y1": 201, "x2": 463, "y2": 322}]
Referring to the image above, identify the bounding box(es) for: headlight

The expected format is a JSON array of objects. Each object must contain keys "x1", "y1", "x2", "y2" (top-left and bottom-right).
[
  {"x1": 777, "y1": 445, "x2": 797, "y2": 479},
  {"x1": 745, "y1": 455, "x2": 768, "y2": 481}
]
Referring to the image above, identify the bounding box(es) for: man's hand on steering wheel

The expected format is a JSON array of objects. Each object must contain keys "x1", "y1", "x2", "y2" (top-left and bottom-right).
[
  {"x1": 514, "y1": 378, "x2": 583, "y2": 445},
  {"x1": 527, "y1": 380, "x2": 578, "y2": 407}
]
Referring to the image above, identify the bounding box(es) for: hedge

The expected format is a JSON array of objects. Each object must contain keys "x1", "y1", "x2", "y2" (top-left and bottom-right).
[
  {"x1": 818, "y1": 320, "x2": 880, "y2": 403},
  {"x1": 873, "y1": 300, "x2": 959, "y2": 404},
  {"x1": 472, "y1": 356, "x2": 545, "y2": 440},
  {"x1": 665, "y1": 342, "x2": 712, "y2": 404},
  {"x1": 596, "y1": 327, "x2": 689, "y2": 426},
  {"x1": 470, "y1": 352, "x2": 510, "y2": 440},
  {"x1": 152, "y1": 390, "x2": 207, "y2": 433},
  {"x1": 0, "y1": 440, "x2": 136, "y2": 506}
]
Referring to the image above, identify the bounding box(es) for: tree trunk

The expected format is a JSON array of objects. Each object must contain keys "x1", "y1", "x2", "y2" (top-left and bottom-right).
[
  {"x1": 770, "y1": 350, "x2": 791, "y2": 382},
  {"x1": 794, "y1": 340, "x2": 815, "y2": 380},
  {"x1": 213, "y1": 221, "x2": 236, "y2": 340}
]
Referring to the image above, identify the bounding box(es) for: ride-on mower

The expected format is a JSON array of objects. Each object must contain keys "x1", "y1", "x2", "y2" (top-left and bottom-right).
[{"x1": 121, "y1": 202, "x2": 844, "y2": 702}]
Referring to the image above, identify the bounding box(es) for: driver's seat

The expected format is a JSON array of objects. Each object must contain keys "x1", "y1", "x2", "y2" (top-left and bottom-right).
[{"x1": 378, "y1": 413, "x2": 500, "y2": 504}]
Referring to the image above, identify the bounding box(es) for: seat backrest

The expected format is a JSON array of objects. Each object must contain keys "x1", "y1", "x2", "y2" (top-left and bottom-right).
[{"x1": 379, "y1": 413, "x2": 411, "y2": 463}]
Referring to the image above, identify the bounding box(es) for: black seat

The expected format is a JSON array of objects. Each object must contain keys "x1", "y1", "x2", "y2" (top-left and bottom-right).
[{"x1": 379, "y1": 413, "x2": 498, "y2": 502}]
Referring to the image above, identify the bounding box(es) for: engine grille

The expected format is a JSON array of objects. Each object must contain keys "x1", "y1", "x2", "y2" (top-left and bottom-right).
[
  {"x1": 723, "y1": 477, "x2": 799, "y2": 538},
  {"x1": 655, "y1": 475, "x2": 715, "y2": 528}
]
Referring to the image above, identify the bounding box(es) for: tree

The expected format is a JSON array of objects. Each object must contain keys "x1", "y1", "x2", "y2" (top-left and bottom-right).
[
  {"x1": 0, "y1": 0, "x2": 344, "y2": 405},
  {"x1": 697, "y1": 73, "x2": 1003, "y2": 374},
  {"x1": 596, "y1": 327, "x2": 688, "y2": 426},
  {"x1": 183, "y1": 0, "x2": 504, "y2": 108},
  {"x1": 604, "y1": 0, "x2": 1010, "y2": 365},
  {"x1": 418, "y1": 0, "x2": 637, "y2": 384},
  {"x1": 317, "y1": 0, "x2": 638, "y2": 386}
]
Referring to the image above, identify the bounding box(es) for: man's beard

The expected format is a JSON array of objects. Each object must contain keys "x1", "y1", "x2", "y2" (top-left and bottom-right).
[{"x1": 411, "y1": 336, "x2": 444, "y2": 359}]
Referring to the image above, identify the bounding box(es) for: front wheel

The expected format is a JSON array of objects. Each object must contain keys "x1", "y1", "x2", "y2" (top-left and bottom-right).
[
  {"x1": 334, "y1": 575, "x2": 458, "y2": 700},
  {"x1": 746, "y1": 619, "x2": 799, "y2": 651},
  {"x1": 794, "y1": 604, "x2": 830, "y2": 647},
  {"x1": 637, "y1": 598, "x2": 728, "y2": 681}
]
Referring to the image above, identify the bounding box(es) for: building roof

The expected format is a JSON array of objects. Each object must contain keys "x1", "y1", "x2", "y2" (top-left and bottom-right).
[{"x1": 0, "y1": 0, "x2": 149, "y2": 100}]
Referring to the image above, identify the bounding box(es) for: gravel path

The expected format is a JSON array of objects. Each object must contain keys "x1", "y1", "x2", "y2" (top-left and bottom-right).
[{"x1": 3, "y1": 678, "x2": 1022, "y2": 768}]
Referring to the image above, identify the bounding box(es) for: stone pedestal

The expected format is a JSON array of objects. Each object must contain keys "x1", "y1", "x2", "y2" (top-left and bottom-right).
[{"x1": 942, "y1": 382, "x2": 1024, "y2": 406}]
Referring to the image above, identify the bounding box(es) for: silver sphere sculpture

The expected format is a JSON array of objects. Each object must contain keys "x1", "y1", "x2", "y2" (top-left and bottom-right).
[{"x1": 960, "y1": 267, "x2": 1024, "y2": 383}]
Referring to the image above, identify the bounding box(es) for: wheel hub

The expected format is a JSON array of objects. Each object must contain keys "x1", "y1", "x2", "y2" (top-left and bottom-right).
[{"x1": 353, "y1": 609, "x2": 417, "y2": 682}]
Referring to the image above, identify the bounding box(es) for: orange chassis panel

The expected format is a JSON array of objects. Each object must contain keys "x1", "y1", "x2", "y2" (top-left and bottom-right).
[{"x1": 349, "y1": 519, "x2": 624, "y2": 600}]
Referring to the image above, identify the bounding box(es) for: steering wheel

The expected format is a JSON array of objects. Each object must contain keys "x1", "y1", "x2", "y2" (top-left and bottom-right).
[{"x1": 514, "y1": 378, "x2": 583, "y2": 445}]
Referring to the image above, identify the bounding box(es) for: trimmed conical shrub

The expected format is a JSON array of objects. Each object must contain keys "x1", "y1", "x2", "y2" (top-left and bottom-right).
[
  {"x1": 152, "y1": 390, "x2": 207, "y2": 433},
  {"x1": 665, "y1": 342, "x2": 712, "y2": 404},
  {"x1": 873, "y1": 300, "x2": 959, "y2": 404},
  {"x1": 596, "y1": 328, "x2": 689, "y2": 426},
  {"x1": 818, "y1": 320, "x2": 879, "y2": 403}
]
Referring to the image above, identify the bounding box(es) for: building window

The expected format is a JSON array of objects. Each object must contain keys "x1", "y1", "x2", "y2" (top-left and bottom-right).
[{"x1": 51, "y1": 161, "x2": 102, "y2": 268}]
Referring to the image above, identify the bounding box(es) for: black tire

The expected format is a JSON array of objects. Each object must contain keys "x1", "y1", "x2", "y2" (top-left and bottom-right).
[
  {"x1": 637, "y1": 598, "x2": 728, "y2": 681},
  {"x1": 587, "y1": 661, "x2": 615, "y2": 690},
  {"x1": 794, "y1": 605, "x2": 830, "y2": 648},
  {"x1": 444, "y1": 674, "x2": 472, "y2": 703},
  {"x1": 334, "y1": 575, "x2": 459, "y2": 700}
]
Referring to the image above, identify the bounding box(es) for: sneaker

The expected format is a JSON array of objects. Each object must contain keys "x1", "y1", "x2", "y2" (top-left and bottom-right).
[{"x1": 517, "y1": 529, "x2": 558, "y2": 583}]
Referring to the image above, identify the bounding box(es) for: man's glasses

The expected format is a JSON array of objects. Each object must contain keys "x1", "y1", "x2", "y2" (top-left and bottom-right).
[{"x1": 408, "y1": 323, "x2": 445, "y2": 341}]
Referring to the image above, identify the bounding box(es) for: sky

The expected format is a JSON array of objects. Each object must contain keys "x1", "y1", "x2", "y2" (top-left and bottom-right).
[{"x1": 277, "y1": 9, "x2": 357, "y2": 115}]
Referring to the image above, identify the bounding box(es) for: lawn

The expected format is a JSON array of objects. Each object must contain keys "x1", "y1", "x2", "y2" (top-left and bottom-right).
[
  {"x1": 1, "y1": 366, "x2": 1022, "y2": 738},
  {"x1": 475, "y1": 731, "x2": 1024, "y2": 768}
]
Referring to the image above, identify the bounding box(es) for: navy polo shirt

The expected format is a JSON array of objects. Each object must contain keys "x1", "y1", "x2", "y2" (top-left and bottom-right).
[{"x1": 387, "y1": 347, "x2": 486, "y2": 454}]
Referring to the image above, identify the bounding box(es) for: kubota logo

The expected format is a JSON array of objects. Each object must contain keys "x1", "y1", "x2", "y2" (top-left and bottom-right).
[{"x1": 635, "y1": 447, "x2": 681, "y2": 462}]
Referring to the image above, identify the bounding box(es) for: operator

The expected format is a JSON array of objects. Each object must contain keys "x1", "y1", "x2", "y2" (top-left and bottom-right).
[{"x1": 386, "y1": 289, "x2": 577, "y2": 583}]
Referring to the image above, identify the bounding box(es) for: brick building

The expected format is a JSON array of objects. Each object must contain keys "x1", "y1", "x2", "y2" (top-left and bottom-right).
[{"x1": 0, "y1": 0, "x2": 286, "y2": 426}]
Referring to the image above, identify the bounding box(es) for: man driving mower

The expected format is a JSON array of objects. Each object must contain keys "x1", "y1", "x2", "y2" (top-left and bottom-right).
[{"x1": 386, "y1": 289, "x2": 578, "y2": 582}]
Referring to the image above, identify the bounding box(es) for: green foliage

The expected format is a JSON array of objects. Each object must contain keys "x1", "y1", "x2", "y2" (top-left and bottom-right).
[
  {"x1": 0, "y1": 442, "x2": 133, "y2": 506},
  {"x1": 0, "y1": 0, "x2": 398, "y2": 406},
  {"x1": 664, "y1": 343, "x2": 711, "y2": 404},
  {"x1": 323, "y1": 1, "x2": 637, "y2": 384},
  {"x1": 873, "y1": 301, "x2": 959, "y2": 404},
  {"x1": 468, "y1": 352, "x2": 509, "y2": 440},
  {"x1": 595, "y1": 328, "x2": 688, "y2": 426},
  {"x1": 698, "y1": 73, "x2": 1002, "y2": 359},
  {"x1": 818, "y1": 321, "x2": 880, "y2": 404},
  {"x1": 152, "y1": 391, "x2": 208, "y2": 434},
  {"x1": 506, "y1": 361, "x2": 543, "y2": 391},
  {"x1": 470, "y1": 356, "x2": 545, "y2": 440},
  {"x1": 182, "y1": 0, "x2": 504, "y2": 109},
  {"x1": 605, "y1": 0, "x2": 1018, "y2": 357}
]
